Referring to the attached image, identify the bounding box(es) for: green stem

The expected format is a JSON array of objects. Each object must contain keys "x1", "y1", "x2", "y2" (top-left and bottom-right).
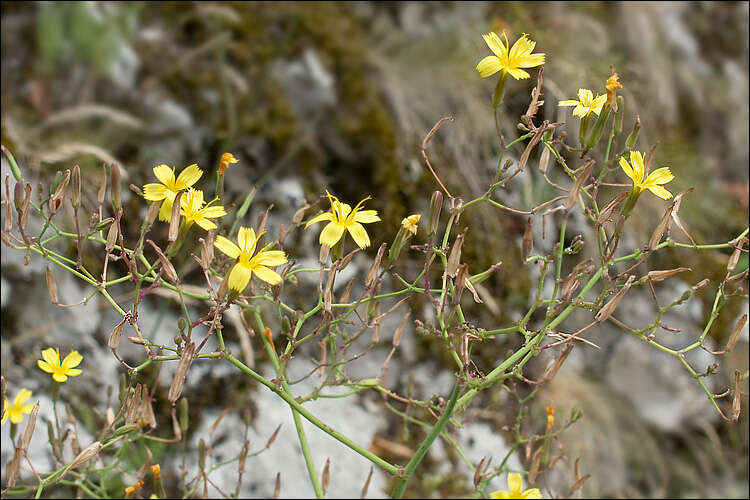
[{"x1": 390, "y1": 380, "x2": 461, "y2": 498}]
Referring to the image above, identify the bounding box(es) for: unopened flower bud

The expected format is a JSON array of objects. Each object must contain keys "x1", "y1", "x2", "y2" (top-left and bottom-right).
[
  {"x1": 625, "y1": 116, "x2": 640, "y2": 149},
  {"x1": 110, "y1": 163, "x2": 121, "y2": 211},
  {"x1": 49, "y1": 171, "x2": 63, "y2": 197},
  {"x1": 614, "y1": 96, "x2": 624, "y2": 134},
  {"x1": 198, "y1": 438, "x2": 206, "y2": 471},
  {"x1": 428, "y1": 191, "x2": 443, "y2": 237},
  {"x1": 179, "y1": 398, "x2": 189, "y2": 434},
  {"x1": 585, "y1": 103, "x2": 611, "y2": 150},
  {"x1": 71, "y1": 165, "x2": 81, "y2": 209},
  {"x1": 13, "y1": 181, "x2": 24, "y2": 214}
]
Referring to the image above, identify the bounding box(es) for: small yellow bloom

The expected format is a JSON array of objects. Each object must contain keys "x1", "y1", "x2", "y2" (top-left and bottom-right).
[
  {"x1": 305, "y1": 191, "x2": 381, "y2": 249},
  {"x1": 490, "y1": 473, "x2": 542, "y2": 499},
  {"x1": 619, "y1": 151, "x2": 674, "y2": 200},
  {"x1": 558, "y1": 88, "x2": 607, "y2": 118},
  {"x1": 143, "y1": 164, "x2": 203, "y2": 222},
  {"x1": 179, "y1": 188, "x2": 227, "y2": 230},
  {"x1": 151, "y1": 464, "x2": 161, "y2": 479},
  {"x1": 401, "y1": 214, "x2": 421, "y2": 235},
  {"x1": 2, "y1": 389, "x2": 34, "y2": 425},
  {"x1": 37, "y1": 347, "x2": 83, "y2": 383},
  {"x1": 546, "y1": 403, "x2": 554, "y2": 431},
  {"x1": 606, "y1": 73, "x2": 622, "y2": 104},
  {"x1": 218, "y1": 152, "x2": 239, "y2": 175},
  {"x1": 214, "y1": 226, "x2": 288, "y2": 292},
  {"x1": 477, "y1": 32, "x2": 545, "y2": 80}
]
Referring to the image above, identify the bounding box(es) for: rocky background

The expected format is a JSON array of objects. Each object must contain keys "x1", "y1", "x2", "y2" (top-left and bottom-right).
[{"x1": 1, "y1": 2, "x2": 748, "y2": 498}]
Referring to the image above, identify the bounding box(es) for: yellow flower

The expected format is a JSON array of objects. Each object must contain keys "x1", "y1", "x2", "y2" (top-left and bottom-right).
[
  {"x1": 490, "y1": 473, "x2": 542, "y2": 499},
  {"x1": 305, "y1": 191, "x2": 381, "y2": 249},
  {"x1": 401, "y1": 214, "x2": 421, "y2": 235},
  {"x1": 143, "y1": 164, "x2": 203, "y2": 222},
  {"x1": 476, "y1": 32, "x2": 545, "y2": 80},
  {"x1": 558, "y1": 88, "x2": 607, "y2": 118},
  {"x1": 214, "y1": 226, "x2": 288, "y2": 291},
  {"x1": 606, "y1": 73, "x2": 622, "y2": 104},
  {"x1": 2, "y1": 389, "x2": 34, "y2": 425},
  {"x1": 218, "y1": 152, "x2": 239, "y2": 175},
  {"x1": 179, "y1": 188, "x2": 227, "y2": 230},
  {"x1": 37, "y1": 347, "x2": 83, "y2": 383},
  {"x1": 619, "y1": 150, "x2": 674, "y2": 200}
]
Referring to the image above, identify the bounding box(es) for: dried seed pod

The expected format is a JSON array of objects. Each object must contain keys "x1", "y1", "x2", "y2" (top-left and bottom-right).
[
  {"x1": 318, "y1": 242, "x2": 330, "y2": 264},
  {"x1": 168, "y1": 342, "x2": 195, "y2": 405},
  {"x1": 392, "y1": 312, "x2": 411, "y2": 348},
  {"x1": 292, "y1": 204, "x2": 309, "y2": 225},
  {"x1": 45, "y1": 264, "x2": 58, "y2": 304},
  {"x1": 453, "y1": 263, "x2": 469, "y2": 306},
  {"x1": 274, "y1": 472, "x2": 281, "y2": 499},
  {"x1": 13, "y1": 181, "x2": 24, "y2": 214},
  {"x1": 179, "y1": 398, "x2": 189, "y2": 435},
  {"x1": 145, "y1": 201, "x2": 160, "y2": 228},
  {"x1": 168, "y1": 191, "x2": 183, "y2": 243},
  {"x1": 595, "y1": 275, "x2": 635, "y2": 323},
  {"x1": 565, "y1": 161, "x2": 593, "y2": 211},
  {"x1": 148, "y1": 239, "x2": 179, "y2": 283},
  {"x1": 726, "y1": 314, "x2": 747, "y2": 353},
  {"x1": 105, "y1": 223, "x2": 118, "y2": 253},
  {"x1": 538, "y1": 145, "x2": 551, "y2": 174},
  {"x1": 97, "y1": 164, "x2": 107, "y2": 205},
  {"x1": 360, "y1": 467, "x2": 374, "y2": 499},
  {"x1": 108, "y1": 316, "x2": 128, "y2": 349},
  {"x1": 19, "y1": 402, "x2": 40, "y2": 452},
  {"x1": 647, "y1": 268, "x2": 691, "y2": 282},
  {"x1": 522, "y1": 217, "x2": 533, "y2": 260},
  {"x1": 58, "y1": 441, "x2": 103, "y2": 482},
  {"x1": 19, "y1": 183, "x2": 31, "y2": 231},
  {"x1": 596, "y1": 192, "x2": 629, "y2": 225},
  {"x1": 446, "y1": 231, "x2": 465, "y2": 278},
  {"x1": 265, "y1": 423, "x2": 282, "y2": 449},
  {"x1": 427, "y1": 190, "x2": 443, "y2": 237},
  {"x1": 366, "y1": 243, "x2": 387, "y2": 288},
  {"x1": 321, "y1": 458, "x2": 331, "y2": 495}
]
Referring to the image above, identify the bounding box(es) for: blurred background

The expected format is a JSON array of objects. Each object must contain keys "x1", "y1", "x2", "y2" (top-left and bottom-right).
[{"x1": 1, "y1": 2, "x2": 748, "y2": 498}]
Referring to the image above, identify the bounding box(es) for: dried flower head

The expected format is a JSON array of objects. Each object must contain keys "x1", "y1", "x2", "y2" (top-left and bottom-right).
[
  {"x1": 606, "y1": 73, "x2": 623, "y2": 104},
  {"x1": 218, "y1": 152, "x2": 239, "y2": 175},
  {"x1": 401, "y1": 214, "x2": 421, "y2": 235}
]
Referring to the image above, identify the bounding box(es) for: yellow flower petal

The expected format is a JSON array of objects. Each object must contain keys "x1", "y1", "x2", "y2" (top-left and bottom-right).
[
  {"x1": 61, "y1": 350, "x2": 83, "y2": 370},
  {"x1": 482, "y1": 32, "x2": 506, "y2": 57},
  {"x1": 644, "y1": 167, "x2": 674, "y2": 186},
  {"x1": 37, "y1": 360, "x2": 54, "y2": 373},
  {"x1": 254, "y1": 250, "x2": 288, "y2": 267},
  {"x1": 214, "y1": 236, "x2": 241, "y2": 259},
  {"x1": 353, "y1": 210, "x2": 381, "y2": 224},
  {"x1": 174, "y1": 164, "x2": 203, "y2": 190},
  {"x1": 14, "y1": 389, "x2": 32, "y2": 407},
  {"x1": 153, "y1": 165, "x2": 175, "y2": 188},
  {"x1": 200, "y1": 206, "x2": 227, "y2": 219},
  {"x1": 646, "y1": 185, "x2": 673, "y2": 200},
  {"x1": 237, "y1": 227, "x2": 257, "y2": 253},
  {"x1": 42, "y1": 347, "x2": 59, "y2": 367},
  {"x1": 489, "y1": 491, "x2": 511, "y2": 499},
  {"x1": 158, "y1": 199, "x2": 174, "y2": 222},
  {"x1": 520, "y1": 488, "x2": 543, "y2": 499},
  {"x1": 629, "y1": 151, "x2": 645, "y2": 183},
  {"x1": 507, "y1": 67, "x2": 530, "y2": 80},
  {"x1": 64, "y1": 368, "x2": 82, "y2": 378},
  {"x1": 477, "y1": 55, "x2": 503, "y2": 78},
  {"x1": 305, "y1": 211, "x2": 334, "y2": 228},
  {"x1": 577, "y1": 88, "x2": 593, "y2": 103},
  {"x1": 252, "y1": 266, "x2": 283, "y2": 286},
  {"x1": 347, "y1": 222, "x2": 371, "y2": 249},
  {"x1": 558, "y1": 100, "x2": 580, "y2": 107},
  {"x1": 228, "y1": 263, "x2": 253, "y2": 292},
  {"x1": 507, "y1": 473, "x2": 524, "y2": 495},
  {"x1": 52, "y1": 372, "x2": 68, "y2": 383},
  {"x1": 590, "y1": 94, "x2": 607, "y2": 115},
  {"x1": 619, "y1": 156, "x2": 636, "y2": 183},
  {"x1": 194, "y1": 217, "x2": 217, "y2": 231},
  {"x1": 572, "y1": 105, "x2": 590, "y2": 118},
  {"x1": 320, "y1": 222, "x2": 346, "y2": 247},
  {"x1": 519, "y1": 52, "x2": 545, "y2": 68},
  {"x1": 143, "y1": 183, "x2": 168, "y2": 201}
]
